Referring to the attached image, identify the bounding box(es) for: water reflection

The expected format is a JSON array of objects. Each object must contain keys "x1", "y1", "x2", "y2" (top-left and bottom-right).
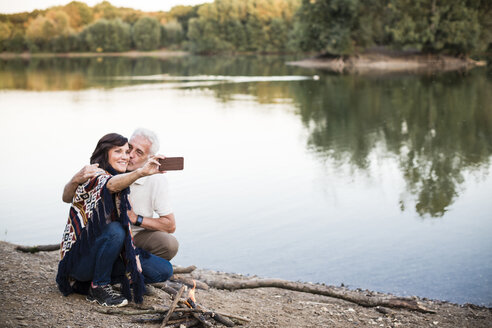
[
  {"x1": 290, "y1": 72, "x2": 492, "y2": 217},
  {"x1": 0, "y1": 55, "x2": 306, "y2": 91},
  {"x1": 1, "y1": 56, "x2": 491, "y2": 217}
]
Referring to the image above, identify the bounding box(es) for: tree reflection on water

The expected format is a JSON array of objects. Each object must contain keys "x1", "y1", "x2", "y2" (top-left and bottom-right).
[
  {"x1": 1, "y1": 56, "x2": 491, "y2": 217},
  {"x1": 293, "y1": 71, "x2": 492, "y2": 217}
]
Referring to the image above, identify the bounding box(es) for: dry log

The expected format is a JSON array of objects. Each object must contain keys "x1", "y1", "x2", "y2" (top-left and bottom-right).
[
  {"x1": 153, "y1": 282, "x2": 180, "y2": 296},
  {"x1": 203, "y1": 278, "x2": 435, "y2": 313},
  {"x1": 200, "y1": 307, "x2": 235, "y2": 327},
  {"x1": 95, "y1": 307, "x2": 198, "y2": 316},
  {"x1": 167, "y1": 318, "x2": 199, "y2": 328},
  {"x1": 95, "y1": 308, "x2": 167, "y2": 315},
  {"x1": 131, "y1": 316, "x2": 165, "y2": 324},
  {"x1": 161, "y1": 285, "x2": 186, "y2": 328},
  {"x1": 16, "y1": 243, "x2": 60, "y2": 253},
  {"x1": 206, "y1": 310, "x2": 250, "y2": 324},
  {"x1": 172, "y1": 265, "x2": 197, "y2": 274},
  {"x1": 189, "y1": 310, "x2": 212, "y2": 327},
  {"x1": 171, "y1": 275, "x2": 209, "y2": 290}
]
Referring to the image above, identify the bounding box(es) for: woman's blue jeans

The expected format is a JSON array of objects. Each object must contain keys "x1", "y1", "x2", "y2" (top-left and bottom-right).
[{"x1": 70, "y1": 221, "x2": 173, "y2": 285}]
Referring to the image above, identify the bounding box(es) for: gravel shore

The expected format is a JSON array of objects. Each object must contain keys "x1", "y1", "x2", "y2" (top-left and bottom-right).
[{"x1": 1, "y1": 240, "x2": 490, "y2": 328}]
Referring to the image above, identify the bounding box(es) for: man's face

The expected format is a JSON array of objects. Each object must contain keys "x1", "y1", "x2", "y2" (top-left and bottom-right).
[{"x1": 127, "y1": 135, "x2": 152, "y2": 172}]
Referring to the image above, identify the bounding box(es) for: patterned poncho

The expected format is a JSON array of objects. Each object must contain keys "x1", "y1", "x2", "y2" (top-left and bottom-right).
[{"x1": 56, "y1": 172, "x2": 146, "y2": 303}]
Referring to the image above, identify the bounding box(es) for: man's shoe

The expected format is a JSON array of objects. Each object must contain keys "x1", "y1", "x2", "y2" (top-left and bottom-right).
[{"x1": 86, "y1": 284, "x2": 128, "y2": 307}]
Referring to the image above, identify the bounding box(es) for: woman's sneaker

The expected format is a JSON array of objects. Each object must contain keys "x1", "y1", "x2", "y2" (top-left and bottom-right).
[{"x1": 87, "y1": 284, "x2": 128, "y2": 307}]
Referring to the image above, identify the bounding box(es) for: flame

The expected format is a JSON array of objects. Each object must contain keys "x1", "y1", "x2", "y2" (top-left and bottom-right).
[{"x1": 187, "y1": 280, "x2": 196, "y2": 303}]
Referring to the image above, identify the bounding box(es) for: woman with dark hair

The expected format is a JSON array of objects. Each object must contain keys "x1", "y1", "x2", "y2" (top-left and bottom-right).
[{"x1": 56, "y1": 133, "x2": 172, "y2": 307}]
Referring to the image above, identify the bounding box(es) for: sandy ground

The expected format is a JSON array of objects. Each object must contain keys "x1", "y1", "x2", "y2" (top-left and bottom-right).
[{"x1": 0, "y1": 240, "x2": 490, "y2": 328}]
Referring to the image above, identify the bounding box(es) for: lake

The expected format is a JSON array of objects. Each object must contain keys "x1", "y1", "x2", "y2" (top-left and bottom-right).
[{"x1": 0, "y1": 55, "x2": 491, "y2": 306}]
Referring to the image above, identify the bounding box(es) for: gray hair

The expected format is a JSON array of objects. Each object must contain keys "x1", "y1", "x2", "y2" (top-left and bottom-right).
[{"x1": 131, "y1": 128, "x2": 160, "y2": 155}]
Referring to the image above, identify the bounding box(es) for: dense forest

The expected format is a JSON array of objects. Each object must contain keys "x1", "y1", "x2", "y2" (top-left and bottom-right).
[{"x1": 0, "y1": 0, "x2": 491, "y2": 55}]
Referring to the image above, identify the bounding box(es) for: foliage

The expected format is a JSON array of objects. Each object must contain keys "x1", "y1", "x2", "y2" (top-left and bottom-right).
[
  {"x1": 166, "y1": 5, "x2": 199, "y2": 38},
  {"x1": 0, "y1": 0, "x2": 490, "y2": 55},
  {"x1": 61, "y1": 1, "x2": 94, "y2": 30},
  {"x1": 25, "y1": 10, "x2": 73, "y2": 52},
  {"x1": 82, "y1": 19, "x2": 131, "y2": 52},
  {"x1": 132, "y1": 16, "x2": 160, "y2": 51},
  {"x1": 187, "y1": 0, "x2": 301, "y2": 53},
  {"x1": 386, "y1": 0, "x2": 482, "y2": 55},
  {"x1": 289, "y1": 0, "x2": 388, "y2": 55},
  {"x1": 161, "y1": 20, "x2": 185, "y2": 47},
  {"x1": 0, "y1": 21, "x2": 11, "y2": 51},
  {"x1": 93, "y1": 1, "x2": 120, "y2": 20}
]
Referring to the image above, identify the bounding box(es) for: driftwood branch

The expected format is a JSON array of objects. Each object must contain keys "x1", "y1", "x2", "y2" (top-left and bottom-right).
[
  {"x1": 161, "y1": 285, "x2": 186, "y2": 328},
  {"x1": 94, "y1": 307, "x2": 198, "y2": 316},
  {"x1": 171, "y1": 274, "x2": 209, "y2": 290},
  {"x1": 172, "y1": 265, "x2": 197, "y2": 274},
  {"x1": 16, "y1": 244, "x2": 60, "y2": 253},
  {"x1": 198, "y1": 305, "x2": 235, "y2": 327},
  {"x1": 203, "y1": 278, "x2": 435, "y2": 314}
]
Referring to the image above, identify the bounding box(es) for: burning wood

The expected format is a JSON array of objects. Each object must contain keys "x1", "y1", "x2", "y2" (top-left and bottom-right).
[
  {"x1": 96, "y1": 277, "x2": 248, "y2": 327},
  {"x1": 153, "y1": 280, "x2": 243, "y2": 327}
]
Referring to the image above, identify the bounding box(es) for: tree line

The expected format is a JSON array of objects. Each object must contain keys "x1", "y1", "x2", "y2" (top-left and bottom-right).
[{"x1": 0, "y1": 0, "x2": 491, "y2": 55}]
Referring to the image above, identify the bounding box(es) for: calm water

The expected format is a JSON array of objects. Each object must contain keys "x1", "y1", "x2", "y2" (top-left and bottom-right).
[{"x1": 0, "y1": 55, "x2": 491, "y2": 306}]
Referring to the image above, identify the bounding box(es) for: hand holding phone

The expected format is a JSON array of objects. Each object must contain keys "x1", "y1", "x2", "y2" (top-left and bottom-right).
[{"x1": 158, "y1": 157, "x2": 184, "y2": 171}]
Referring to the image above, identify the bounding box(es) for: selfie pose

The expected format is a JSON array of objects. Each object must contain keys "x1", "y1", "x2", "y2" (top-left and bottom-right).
[
  {"x1": 63, "y1": 129, "x2": 180, "y2": 261},
  {"x1": 56, "y1": 133, "x2": 173, "y2": 307}
]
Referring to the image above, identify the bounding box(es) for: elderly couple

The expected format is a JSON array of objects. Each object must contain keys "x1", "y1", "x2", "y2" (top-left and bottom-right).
[{"x1": 56, "y1": 128, "x2": 179, "y2": 307}]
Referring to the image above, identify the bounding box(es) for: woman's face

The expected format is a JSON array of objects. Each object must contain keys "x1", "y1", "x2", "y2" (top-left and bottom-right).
[{"x1": 108, "y1": 143, "x2": 130, "y2": 173}]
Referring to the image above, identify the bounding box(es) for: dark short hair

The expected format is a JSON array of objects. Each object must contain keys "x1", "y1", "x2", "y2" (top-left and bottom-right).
[{"x1": 90, "y1": 133, "x2": 128, "y2": 172}]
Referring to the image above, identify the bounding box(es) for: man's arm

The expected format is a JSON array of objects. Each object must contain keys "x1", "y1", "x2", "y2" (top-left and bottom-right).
[
  {"x1": 62, "y1": 164, "x2": 105, "y2": 203},
  {"x1": 127, "y1": 210, "x2": 176, "y2": 233}
]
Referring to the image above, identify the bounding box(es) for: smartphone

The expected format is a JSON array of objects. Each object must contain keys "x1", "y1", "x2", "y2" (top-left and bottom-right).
[{"x1": 158, "y1": 157, "x2": 184, "y2": 171}]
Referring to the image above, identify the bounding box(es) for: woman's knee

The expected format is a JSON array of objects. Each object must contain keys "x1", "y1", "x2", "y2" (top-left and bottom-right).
[{"x1": 104, "y1": 222, "x2": 125, "y2": 242}]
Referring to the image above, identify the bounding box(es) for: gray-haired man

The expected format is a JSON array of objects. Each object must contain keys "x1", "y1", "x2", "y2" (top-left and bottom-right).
[{"x1": 62, "y1": 128, "x2": 179, "y2": 261}]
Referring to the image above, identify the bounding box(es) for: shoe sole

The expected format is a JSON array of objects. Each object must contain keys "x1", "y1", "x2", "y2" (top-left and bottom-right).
[{"x1": 86, "y1": 296, "x2": 128, "y2": 307}]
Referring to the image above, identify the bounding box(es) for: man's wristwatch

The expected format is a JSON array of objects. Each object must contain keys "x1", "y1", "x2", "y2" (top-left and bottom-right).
[{"x1": 135, "y1": 215, "x2": 144, "y2": 226}]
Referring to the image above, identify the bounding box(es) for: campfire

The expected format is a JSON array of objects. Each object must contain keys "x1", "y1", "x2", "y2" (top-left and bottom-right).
[
  {"x1": 96, "y1": 269, "x2": 249, "y2": 327},
  {"x1": 143, "y1": 279, "x2": 241, "y2": 327}
]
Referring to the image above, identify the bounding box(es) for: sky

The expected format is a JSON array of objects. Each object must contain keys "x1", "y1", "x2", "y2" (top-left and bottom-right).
[{"x1": 0, "y1": 0, "x2": 214, "y2": 14}]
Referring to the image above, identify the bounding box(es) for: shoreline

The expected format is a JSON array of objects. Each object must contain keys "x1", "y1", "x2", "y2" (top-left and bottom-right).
[
  {"x1": 1, "y1": 50, "x2": 488, "y2": 75},
  {"x1": 0, "y1": 49, "x2": 189, "y2": 60},
  {"x1": 1, "y1": 240, "x2": 490, "y2": 327},
  {"x1": 287, "y1": 53, "x2": 487, "y2": 74}
]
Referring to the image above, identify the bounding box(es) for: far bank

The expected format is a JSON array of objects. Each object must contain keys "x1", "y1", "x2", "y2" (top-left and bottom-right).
[{"x1": 287, "y1": 53, "x2": 488, "y2": 74}]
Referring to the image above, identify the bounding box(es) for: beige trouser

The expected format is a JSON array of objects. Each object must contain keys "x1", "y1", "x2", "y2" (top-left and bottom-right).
[{"x1": 133, "y1": 230, "x2": 179, "y2": 261}]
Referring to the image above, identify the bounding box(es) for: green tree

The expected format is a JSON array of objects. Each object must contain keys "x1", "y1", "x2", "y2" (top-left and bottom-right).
[
  {"x1": 132, "y1": 16, "x2": 161, "y2": 51},
  {"x1": 167, "y1": 5, "x2": 200, "y2": 38},
  {"x1": 0, "y1": 21, "x2": 11, "y2": 51},
  {"x1": 187, "y1": 0, "x2": 300, "y2": 53},
  {"x1": 290, "y1": 0, "x2": 381, "y2": 55},
  {"x1": 386, "y1": 0, "x2": 482, "y2": 55},
  {"x1": 83, "y1": 19, "x2": 131, "y2": 52},
  {"x1": 93, "y1": 1, "x2": 120, "y2": 20},
  {"x1": 25, "y1": 10, "x2": 72, "y2": 52},
  {"x1": 62, "y1": 1, "x2": 94, "y2": 30},
  {"x1": 160, "y1": 20, "x2": 185, "y2": 47}
]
